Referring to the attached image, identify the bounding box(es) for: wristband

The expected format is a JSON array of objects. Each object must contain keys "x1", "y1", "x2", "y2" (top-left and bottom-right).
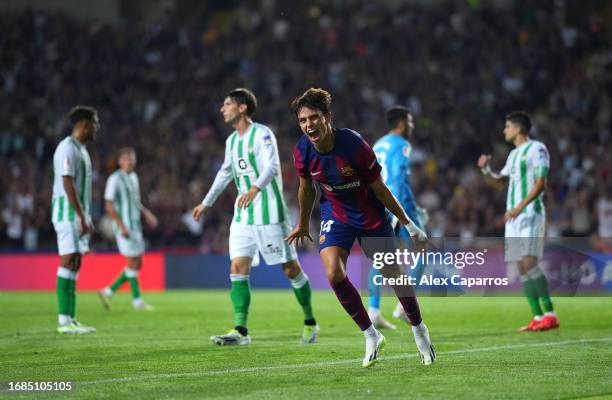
[
  {"x1": 480, "y1": 165, "x2": 492, "y2": 176},
  {"x1": 405, "y1": 221, "x2": 428, "y2": 240}
]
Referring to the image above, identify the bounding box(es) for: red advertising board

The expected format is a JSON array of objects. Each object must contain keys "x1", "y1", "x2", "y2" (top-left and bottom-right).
[{"x1": 0, "y1": 253, "x2": 165, "y2": 291}]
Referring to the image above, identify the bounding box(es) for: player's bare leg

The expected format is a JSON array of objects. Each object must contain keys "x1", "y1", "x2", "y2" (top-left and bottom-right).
[
  {"x1": 320, "y1": 246, "x2": 384, "y2": 367},
  {"x1": 281, "y1": 260, "x2": 319, "y2": 343},
  {"x1": 211, "y1": 257, "x2": 252, "y2": 346}
]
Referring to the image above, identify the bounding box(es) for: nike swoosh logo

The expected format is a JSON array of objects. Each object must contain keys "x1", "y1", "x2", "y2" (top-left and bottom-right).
[{"x1": 311, "y1": 170, "x2": 322, "y2": 176}]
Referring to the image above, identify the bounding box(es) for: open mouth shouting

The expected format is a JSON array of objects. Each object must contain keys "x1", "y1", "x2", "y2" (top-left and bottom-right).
[{"x1": 306, "y1": 128, "x2": 321, "y2": 144}]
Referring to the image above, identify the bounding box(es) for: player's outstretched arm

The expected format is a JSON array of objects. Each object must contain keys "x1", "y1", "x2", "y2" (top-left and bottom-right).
[
  {"x1": 194, "y1": 140, "x2": 234, "y2": 217},
  {"x1": 478, "y1": 154, "x2": 506, "y2": 191},
  {"x1": 285, "y1": 177, "x2": 315, "y2": 246},
  {"x1": 369, "y1": 177, "x2": 427, "y2": 242},
  {"x1": 105, "y1": 200, "x2": 129, "y2": 238},
  {"x1": 63, "y1": 175, "x2": 92, "y2": 236}
]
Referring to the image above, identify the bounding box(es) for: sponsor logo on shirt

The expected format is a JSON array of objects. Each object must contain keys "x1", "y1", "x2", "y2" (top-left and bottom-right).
[
  {"x1": 319, "y1": 234, "x2": 326, "y2": 244},
  {"x1": 340, "y1": 165, "x2": 355, "y2": 177},
  {"x1": 320, "y1": 181, "x2": 361, "y2": 192},
  {"x1": 263, "y1": 135, "x2": 272, "y2": 146}
]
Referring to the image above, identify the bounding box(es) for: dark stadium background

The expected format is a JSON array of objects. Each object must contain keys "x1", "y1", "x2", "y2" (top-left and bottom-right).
[{"x1": 1, "y1": 0, "x2": 611, "y2": 254}]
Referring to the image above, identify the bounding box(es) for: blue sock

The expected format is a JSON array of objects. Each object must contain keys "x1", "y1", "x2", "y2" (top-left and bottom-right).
[{"x1": 368, "y1": 266, "x2": 381, "y2": 309}]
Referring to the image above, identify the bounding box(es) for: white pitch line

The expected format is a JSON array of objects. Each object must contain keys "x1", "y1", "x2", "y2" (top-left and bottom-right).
[{"x1": 80, "y1": 337, "x2": 612, "y2": 386}]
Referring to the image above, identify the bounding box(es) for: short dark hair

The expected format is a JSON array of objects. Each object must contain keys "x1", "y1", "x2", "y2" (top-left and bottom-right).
[
  {"x1": 227, "y1": 88, "x2": 257, "y2": 116},
  {"x1": 505, "y1": 111, "x2": 531, "y2": 134},
  {"x1": 386, "y1": 106, "x2": 410, "y2": 129},
  {"x1": 69, "y1": 105, "x2": 98, "y2": 125},
  {"x1": 118, "y1": 147, "x2": 135, "y2": 157},
  {"x1": 291, "y1": 88, "x2": 332, "y2": 116}
]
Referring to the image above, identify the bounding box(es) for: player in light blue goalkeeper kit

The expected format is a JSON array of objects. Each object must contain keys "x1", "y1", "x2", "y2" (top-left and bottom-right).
[{"x1": 369, "y1": 106, "x2": 428, "y2": 329}]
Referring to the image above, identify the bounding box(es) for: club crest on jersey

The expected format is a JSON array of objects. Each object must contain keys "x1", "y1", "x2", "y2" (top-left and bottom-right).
[
  {"x1": 403, "y1": 145, "x2": 411, "y2": 157},
  {"x1": 340, "y1": 165, "x2": 355, "y2": 177},
  {"x1": 538, "y1": 148, "x2": 547, "y2": 160}
]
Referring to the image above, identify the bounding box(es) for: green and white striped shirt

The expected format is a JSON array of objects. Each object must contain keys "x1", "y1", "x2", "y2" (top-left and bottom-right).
[
  {"x1": 500, "y1": 139, "x2": 549, "y2": 216},
  {"x1": 202, "y1": 122, "x2": 289, "y2": 225},
  {"x1": 51, "y1": 136, "x2": 92, "y2": 223},
  {"x1": 104, "y1": 170, "x2": 142, "y2": 233}
]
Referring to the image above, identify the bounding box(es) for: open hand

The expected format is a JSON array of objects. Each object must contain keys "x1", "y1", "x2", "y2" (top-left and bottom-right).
[
  {"x1": 285, "y1": 225, "x2": 313, "y2": 246},
  {"x1": 192, "y1": 204, "x2": 209, "y2": 222},
  {"x1": 237, "y1": 186, "x2": 260, "y2": 209}
]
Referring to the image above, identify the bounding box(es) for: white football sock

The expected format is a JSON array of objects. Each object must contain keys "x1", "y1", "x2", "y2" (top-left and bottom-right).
[{"x1": 412, "y1": 321, "x2": 427, "y2": 336}]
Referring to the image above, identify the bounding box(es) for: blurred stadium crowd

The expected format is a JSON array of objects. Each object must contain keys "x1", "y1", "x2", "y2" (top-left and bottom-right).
[{"x1": 1, "y1": 0, "x2": 611, "y2": 252}]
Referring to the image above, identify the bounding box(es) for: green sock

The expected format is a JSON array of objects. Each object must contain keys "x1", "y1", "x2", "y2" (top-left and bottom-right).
[
  {"x1": 56, "y1": 267, "x2": 71, "y2": 318},
  {"x1": 290, "y1": 272, "x2": 315, "y2": 321},
  {"x1": 529, "y1": 268, "x2": 554, "y2": 313},
  {"x1": 68, "y1": 272, "x2": 77, "y2": 319},
  {"x1": 230, "y1": 275, "x2": 251, "y2": 328},
  {"x1": 125, "y1": 269, "x2": 141, "y2": 299},
  {"x1": 521, "y1": 276, "x2": 543, "y2": 317},
  {"x1": 110, "y1": 270, "x2": 128, "y2": 292}
]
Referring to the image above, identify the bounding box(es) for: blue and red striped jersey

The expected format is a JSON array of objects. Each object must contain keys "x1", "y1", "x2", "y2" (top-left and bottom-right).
[{"x1": 293, "y1": 128, "x2": 387, "y2": 230}]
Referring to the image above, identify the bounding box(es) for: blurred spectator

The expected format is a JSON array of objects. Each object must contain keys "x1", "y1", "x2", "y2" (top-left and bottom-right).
[
  {"x1": 598, "y1": 187, "x2": 612, "y2": 239},
  {"x1": 0, "y1": 1, "x2": 610, "y2": 252}
]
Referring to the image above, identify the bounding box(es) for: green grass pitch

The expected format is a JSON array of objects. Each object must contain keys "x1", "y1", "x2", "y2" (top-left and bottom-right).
[{"x1": 1, "y1": 291, "x2": 611, "y2": 399}]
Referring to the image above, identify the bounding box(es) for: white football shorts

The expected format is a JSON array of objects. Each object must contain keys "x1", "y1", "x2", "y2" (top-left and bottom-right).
[
  {"x1": 115, "y1": 229, "x2": 145, "y2": 258},
  {"x1": 504, "y1": 213, "x2": 545, "y2": 262},
  {"x1": 53, "y1": 221, "x2": 90, "y2": 256},
  {"x1": 229, "y1": 220, "x2": 298, "y2": 266}
]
